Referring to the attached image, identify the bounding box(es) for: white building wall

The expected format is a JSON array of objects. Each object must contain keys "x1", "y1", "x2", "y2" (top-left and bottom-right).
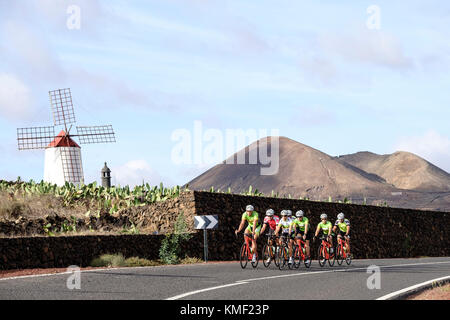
[{"x1": 44, "y1": 147, "x2": 84, "y2": 186}]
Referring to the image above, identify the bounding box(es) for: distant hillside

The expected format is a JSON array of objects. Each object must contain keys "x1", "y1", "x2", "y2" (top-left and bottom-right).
[
  {"x1": 186, "y1": 136, "x2": 450, "y2": 211},
  {"x1": 336, "y1": 151, "x2": 450, "y2": 192},
  {"x1": 188, "y1": 137, "x2": 396, "y2": 199}
]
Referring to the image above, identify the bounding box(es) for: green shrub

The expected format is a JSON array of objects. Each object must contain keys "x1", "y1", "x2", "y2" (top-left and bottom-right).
[{"x1": 159, "y1": 211, "x2": 193, "y2": 264}]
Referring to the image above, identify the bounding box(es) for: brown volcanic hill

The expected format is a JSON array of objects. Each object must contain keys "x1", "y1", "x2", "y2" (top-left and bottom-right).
[
  {"x1": 336, "y1": 151, "x2": 450, "y2": 192},
  {"x1": 187, "y1": 136, "x2": 396, "y2": 200}
]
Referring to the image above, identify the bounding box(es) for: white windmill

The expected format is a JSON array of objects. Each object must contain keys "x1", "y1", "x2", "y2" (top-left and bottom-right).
[{"x1": 17, "y1": 88, "x2": 116, "y2": 186}]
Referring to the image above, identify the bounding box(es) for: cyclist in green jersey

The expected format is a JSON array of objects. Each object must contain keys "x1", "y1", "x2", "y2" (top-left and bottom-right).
[
  {"x1": 314, "y1": 213, "x2": 334, "y2": 254},
  {"x1": 332, "y1": 212, "x2": 351, "y2": 257},
  {"x1": 235, "y1": 205, "x2": 261, "y2": 263},
  {"x1": 289, "y1": 210, "x2": 311, "y2": 262}
]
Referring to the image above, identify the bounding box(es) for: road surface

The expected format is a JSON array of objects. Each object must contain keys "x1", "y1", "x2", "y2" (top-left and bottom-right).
[{"x1": 1, "y1": 257, "x2": 449, "y2": 300}]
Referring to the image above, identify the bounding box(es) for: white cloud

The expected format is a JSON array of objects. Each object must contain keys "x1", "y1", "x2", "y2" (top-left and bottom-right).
[
  {"x1": 111, "y1": 160, "x2": 172, "y2": 188},
  {"x1": 319, "y1": 30, "x2": 412, "y2": 70},
  {"x1": 1, "y1": 20, "x2": 64, "y2": 81},
  {"x1": 0, "y1": 73, "x2": 35, "y2": 121},
  {"x1": 394, "y1": 130, "x2": 450, "y2": 173}
]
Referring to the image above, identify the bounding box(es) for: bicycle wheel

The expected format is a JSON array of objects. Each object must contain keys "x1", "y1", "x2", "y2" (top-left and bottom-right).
[
  {"x1": 262, "y1": 244, "x2": 271, "y2": 268},
  {"x1": 240, "y1": 243, "x2": 248, "y2": 269},
  {"x1": 304, "y1": 253, "x2": 312, "y2": 268},
  {"x1": 345, "y1": 251, "x2": 352, "y2": 265},
  {"x1": 336, "y1": 244, "x2": 344, "y2": 266},
  {"x1": 293, "y1": 246, "x2": 301, "y2": 269},
  {"x1": 318, "y1": 245, "x2": 326, "y2": 267},
  {"x1": 328, "y1": 247, "x2": 335, "y2": 267},
  {"x1": 287, "y1": 247, "x2": 294, "y2": 270},
  {"x1": 251, "y1": 250, "x2": 259, "y2": 268},
  {"x1": 277, "y1": 245, "x2": 287, "y2": 270},
  {"x1": 273, "y1": 245, "x2": 280, "y2": 268}
]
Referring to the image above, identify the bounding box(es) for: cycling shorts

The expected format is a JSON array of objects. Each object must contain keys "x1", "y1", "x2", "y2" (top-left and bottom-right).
[
  {"x1": 337, "y1": 230, "x2": 350, "y2": 239},
  {"x1": 245, "y1": 223, "x2": 262, "y2": 236},
  {"x1": 297, "y1": 229, "x2": 312, "y2": 241}
]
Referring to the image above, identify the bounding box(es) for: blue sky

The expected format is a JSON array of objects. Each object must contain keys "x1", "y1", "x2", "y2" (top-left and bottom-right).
[{"x1": 1, "y1": 0, "x2": 449, "y2": 187}]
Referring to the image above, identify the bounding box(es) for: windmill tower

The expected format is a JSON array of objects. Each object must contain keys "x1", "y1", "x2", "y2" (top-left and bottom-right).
[{"x1": 17, "y1": 88, "x2": 116, "y2": 186}]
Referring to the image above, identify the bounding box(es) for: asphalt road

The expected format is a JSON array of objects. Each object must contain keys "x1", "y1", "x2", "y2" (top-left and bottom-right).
[{"x1": 1, "y1": 257, "x2": 449, "y2": 300}]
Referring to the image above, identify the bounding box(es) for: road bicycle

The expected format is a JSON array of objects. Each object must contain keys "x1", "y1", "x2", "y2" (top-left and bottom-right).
[
  {"x1": 239, "y1": 233, "x2": 259, "y2": 269},
  {"x1": 276, "y1": 233, "x2": 294, "y2": 270},
  {"x1": 316, "y1": 235, "x2": 335, "y2": 267},
  {"x1": 293, "y1": 235, "x2": 312, "y2": 268},
  {"x1": 336, "y1": 235, "x2": 352, "y2": 266},
  {"x1": 262, "y1": 233, "x2": 280, "y2": 268}
]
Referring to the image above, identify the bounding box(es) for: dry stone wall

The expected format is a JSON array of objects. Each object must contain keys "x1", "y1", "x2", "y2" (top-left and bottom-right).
[
  {"x1": 192, "y1": 191, "x2": 450, "y2": 260},
  {"x1": 0, "y1": 191, "x2": 449, "y2": 269}
]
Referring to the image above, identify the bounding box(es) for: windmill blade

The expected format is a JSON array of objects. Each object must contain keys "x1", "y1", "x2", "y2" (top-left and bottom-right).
[
  {"x1": 49, "y1": 88, "x2": 76, "y2": 127},
  {"x1": 75, "y1": 125, "x2": 116, "y2": 144},
  {"x1": 17, "y1": 126, "x2": 56, "y2": 150}
]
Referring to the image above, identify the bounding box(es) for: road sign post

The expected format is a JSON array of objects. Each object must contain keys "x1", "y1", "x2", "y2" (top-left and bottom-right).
[
  {"x1": 194, "y1": 215, "x2": 219, "y2": 263},
  {"x1": 204, "y1": 228, "x2": 208, "y2": 262}
]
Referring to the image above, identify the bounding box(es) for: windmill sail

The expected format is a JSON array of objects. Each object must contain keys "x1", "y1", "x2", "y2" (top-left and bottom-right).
[
  {"x1": 76, "y1": 125, "x2": 116, "y2": 144},
  {"x1": 49, "y1": 88, "x2": 76, "y2": 127},
  {"x1": 17, "y1": 126, "x2": 56, "y2": 150}
]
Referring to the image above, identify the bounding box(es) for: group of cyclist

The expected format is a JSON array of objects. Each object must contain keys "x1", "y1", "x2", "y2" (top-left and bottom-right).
[{"x1": 235, "y1": 205, "x2": 351, "y2": 265}]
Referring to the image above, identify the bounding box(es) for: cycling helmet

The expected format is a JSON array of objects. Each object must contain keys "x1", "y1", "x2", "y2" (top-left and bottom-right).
[
  {"x1": 320, "y1": 213, "x2": 327, "y2": 220},
  {"x1": 280, "y1": 210, "x2": 287, "y2": 216},
  {"x1": 337, "y1": 212, "x2": 345, "y2": 220},
  {"x1": 295, "y1": 210, "x2": 304, "y2": 217},
  {"x1": 266, "y1": 209, "x2": 274, "y2": 216},
  {"x1": 287, "y1": 210, "x2": 292, "y2": 216},
  {"x1": 246, "y1": 205, "x2": 254, "y2": 212}
]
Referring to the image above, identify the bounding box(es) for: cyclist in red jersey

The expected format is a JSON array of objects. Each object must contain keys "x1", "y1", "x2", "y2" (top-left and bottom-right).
[
  {"x1": 260, "y1": 209, "x2": 280, "y2": 236},
  {"x1": 260, "y1": 209, "x2": 279, "y2": 264}
]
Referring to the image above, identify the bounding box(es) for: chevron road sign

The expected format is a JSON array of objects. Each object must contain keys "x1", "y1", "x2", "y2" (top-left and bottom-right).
[
  {"x1": 194, "y1": 215, "x2": 219, "y2": 262},
  {"x1": 194, "y1": 215, "x2": 219, "y2": 230}
]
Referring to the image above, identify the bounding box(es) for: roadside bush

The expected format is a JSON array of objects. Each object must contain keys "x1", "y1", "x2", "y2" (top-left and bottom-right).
[
  {"x1": 159, "y1": 211, "x2": 193, "y2": 264},
  {"x1": 90, "y1": 253, "x2": 127, "y2": 267}
]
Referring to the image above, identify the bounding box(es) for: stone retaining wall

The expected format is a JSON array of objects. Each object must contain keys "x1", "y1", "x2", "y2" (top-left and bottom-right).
[{"x1": 0, "y1": 191, "x2": 449, "y2": 269}]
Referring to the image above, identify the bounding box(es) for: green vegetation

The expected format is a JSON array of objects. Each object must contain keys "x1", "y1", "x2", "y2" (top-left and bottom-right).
[
  {"x1": 159, "y1": 211, "x2": 193, "y2": 264},
  {"x1": 0, "y1": 178, "x2": 186, "y2": 215}
]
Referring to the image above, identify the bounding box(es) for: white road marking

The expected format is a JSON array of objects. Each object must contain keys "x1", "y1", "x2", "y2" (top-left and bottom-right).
[
  {"x1": 376, "y1": 275, "x2": 450, "y2": 300},
  {"x1": 166, "y1": 260, "x2": 450, "y2": 300},
  {"x1": 166, "y1": 282, "x2": 248, "y2": 300}
]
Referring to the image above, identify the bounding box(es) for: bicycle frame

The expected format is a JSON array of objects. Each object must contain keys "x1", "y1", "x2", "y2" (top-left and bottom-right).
[
  {"x1": 266, "y1": 234, "x2": 278, "y2": 257},
  {"x1": 337, "y1": 236, "x2": 347, "y2": 258},
  {"x1": 244, "y1": 233, "x2": 253, "y2": 260},
  {"x1": 295, "y1": 237, "x2": 308, "y2": 260},
  {"x1": 320, "y1": 238, "x2": 332, "y2": 260}
]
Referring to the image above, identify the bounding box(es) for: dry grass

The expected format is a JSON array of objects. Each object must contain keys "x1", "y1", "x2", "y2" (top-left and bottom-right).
[
  {"x1": 0, "y1": 191, "x2": 89, "y2": 221},
  {"x1": 90, "y1": 254, "x2": 202, "y2": 268},
  {"x1": 408, "y1": 282, "x2": 450, "y2": 300}
]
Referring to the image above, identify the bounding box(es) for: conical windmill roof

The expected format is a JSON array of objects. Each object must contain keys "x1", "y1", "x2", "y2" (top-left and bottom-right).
[{"x1": 46, "y1": 130, "x2": 80, "y2": 148}]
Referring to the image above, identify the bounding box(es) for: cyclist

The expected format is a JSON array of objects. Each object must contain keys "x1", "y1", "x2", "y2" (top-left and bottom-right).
[
  {"x1": 333, "y1": 212, "x2": 351, "y2": 257},
  {"x1": 314, "y1": 213, "x2": 334, "y2": 255},
  {"x1": 235, "y1": 205, "x2": 261, "y2": 263},
  {"x1": 286, "y1": 210, "x2": 293, "y2": 218},
  {"x1": 260, "y1": 209, "x2": 280, "y2": 263},
  {"x1": 289, "y1": 210, "x2": 311, "y2": 263},
  {"x1": 275, "y1": 210, "x2": 294, "y2": 265}
]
